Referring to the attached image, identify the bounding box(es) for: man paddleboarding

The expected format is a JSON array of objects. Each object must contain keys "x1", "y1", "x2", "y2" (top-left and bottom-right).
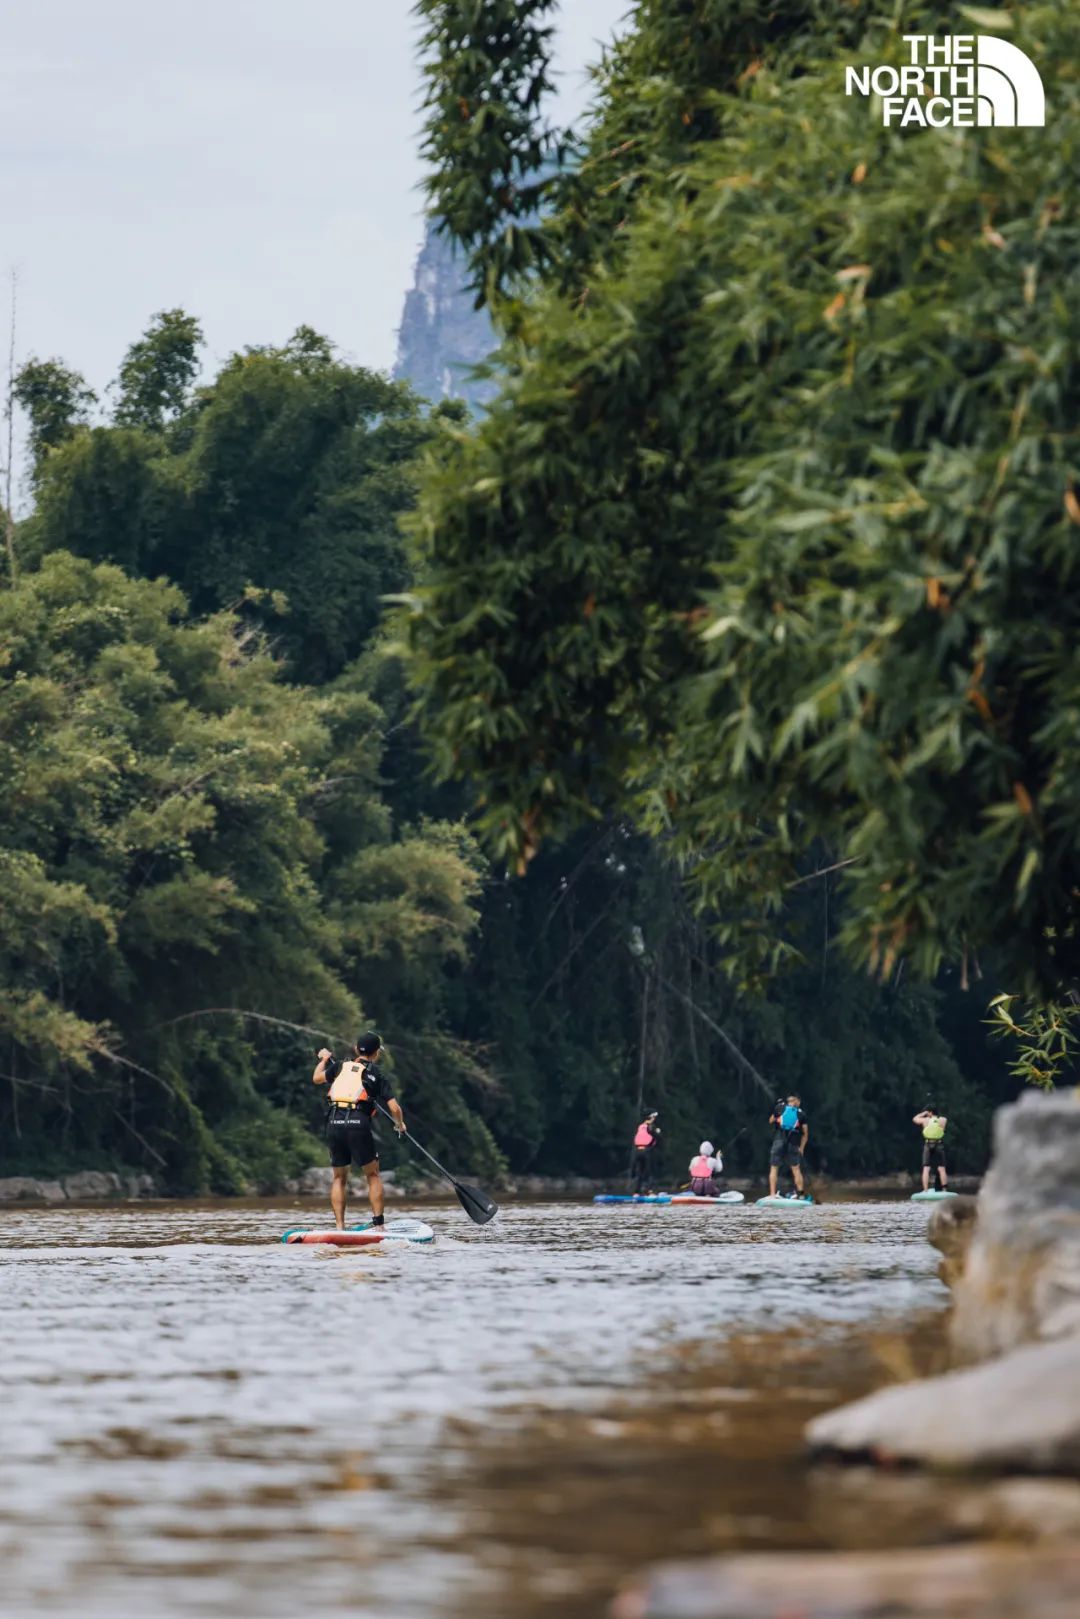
[
  {"x1": 313, "y1": 1033, "x2": 406, "y2": 1230},
  {"x1": 913, "y1": 1105, "x2": 948, "y2": 1193},
  {"x1": 768, "y1": 1095, "x2": 808, "y2": 1199}
]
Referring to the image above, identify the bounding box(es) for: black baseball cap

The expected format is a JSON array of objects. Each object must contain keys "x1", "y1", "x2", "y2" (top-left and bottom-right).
[{"x1": 356, "y1": 1032, "x2": 382, "y2": 1056}]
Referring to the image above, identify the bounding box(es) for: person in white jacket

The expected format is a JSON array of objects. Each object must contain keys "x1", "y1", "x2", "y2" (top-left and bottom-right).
[{"x1": 687, "y1": 1140, "x2": 723, "y2": 1197}]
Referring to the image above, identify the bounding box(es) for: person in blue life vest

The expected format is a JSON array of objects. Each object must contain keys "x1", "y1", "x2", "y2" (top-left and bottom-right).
[
  {"x1": 312, "y1": 1033, "x2": 406, "y2": 1231},
  {"x1": 768, "y1": 1095, "x2": 809, "y2": 1199},
  {"x1": 913, "y1": 1105, "x2": 949, "y2": 1192},
  {"x1": 630, "y1": 1111, "x2": 661, "y2": 1194}
]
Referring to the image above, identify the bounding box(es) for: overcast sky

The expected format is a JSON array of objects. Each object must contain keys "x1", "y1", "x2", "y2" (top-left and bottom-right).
[{"x1": 0, "y1": 0, "x2": 628, "y2": 425}]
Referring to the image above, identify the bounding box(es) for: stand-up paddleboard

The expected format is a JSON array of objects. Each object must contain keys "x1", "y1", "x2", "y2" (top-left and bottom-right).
[
  {"x1": 911, "y1": 1189, "x2": 958, "y2": 1202},
  {"x1": 282, "y1": 1216, "x2": 435, "y2": 1246},
  {"x1": 283, "y1": 1229, "x2": 383, "y2": 1247},
  {"x1": 349, "y1": 1216, "x2": 434, "y2": 1244},
  {"x1": 592, "y1": 1193, "x2": 672, "y2": 1205},
  {"x1": 670, "y1": 1191, "x2": 745, "y2": 1205},
  {"x1": 755, "y1": 1194, "x2": 815, "y2": 1207}
]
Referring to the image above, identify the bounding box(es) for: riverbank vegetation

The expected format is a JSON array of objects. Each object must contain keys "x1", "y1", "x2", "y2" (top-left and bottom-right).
[{"x1": 5, "y1": 0, "x2": 1067, "y2": 1192}]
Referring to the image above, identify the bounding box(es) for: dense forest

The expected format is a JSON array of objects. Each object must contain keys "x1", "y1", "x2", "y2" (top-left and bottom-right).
[
  {"x1": 0, "y1": 311, "x2": 1011, "y2": 1191},
  {"x1": 5, "y1": 0, "x2": 1063, "y2": 1194}
]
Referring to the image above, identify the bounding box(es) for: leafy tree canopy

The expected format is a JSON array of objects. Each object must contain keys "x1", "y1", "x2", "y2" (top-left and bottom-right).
[
  {"x1": 24, "y1": 320, "x2": 452, "y2": 682},
  {"x1": 402, "y1": 1, "x2": 1080, "y2": 1000},
  {"x1": 0, "y1": 553, "x2": 485, "y2": 1188},
  {"x1": 13, "y1": 358, "x2": 98, "y2": 475}
]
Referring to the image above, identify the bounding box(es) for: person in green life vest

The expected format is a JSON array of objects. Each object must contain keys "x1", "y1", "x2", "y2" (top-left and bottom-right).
[{"x1": 913, "y1": 1105, "x2": 948, "y2": 1193}]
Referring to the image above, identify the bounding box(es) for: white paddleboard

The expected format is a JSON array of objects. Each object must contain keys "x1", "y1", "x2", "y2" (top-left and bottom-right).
[{"x1": 670, "y1": 1192, "x2": 745, "y2": 1204}]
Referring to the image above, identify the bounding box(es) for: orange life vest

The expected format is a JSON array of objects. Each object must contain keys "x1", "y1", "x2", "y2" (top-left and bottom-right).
[{"x1": 328, "y1": 1061, "x2": 370, "y2": 1105}]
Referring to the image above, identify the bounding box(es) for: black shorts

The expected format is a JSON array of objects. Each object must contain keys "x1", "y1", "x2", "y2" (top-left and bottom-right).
[
  {"x1": 326, "y1": 1114, "x2": 378, "y2": 1169},
  {"x1": 770, "y1": 1136, "x2": 803, "y2": 1170},
  {"x1": 922, "y1": 1143, "x2": 946, "y2": 1170}
]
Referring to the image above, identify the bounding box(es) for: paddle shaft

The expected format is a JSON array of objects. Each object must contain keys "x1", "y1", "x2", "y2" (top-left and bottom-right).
[
  {"x1": 373, "y1": 1101, "x2": 498, "y2": 1223},
  {"x1": 375, "y1": 1102, "x2": 457, "y2": 1186}
]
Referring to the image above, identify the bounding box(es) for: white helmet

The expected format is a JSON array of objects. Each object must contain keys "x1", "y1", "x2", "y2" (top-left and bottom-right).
[{"x1": 699, "y1": 1141, "x2": 714, "y2": 1156}]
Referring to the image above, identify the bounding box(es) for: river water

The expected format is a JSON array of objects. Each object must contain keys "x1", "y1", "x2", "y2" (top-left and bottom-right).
[{"x1": 0, "y1": 1197, "x2": 948, "y2": 1619}]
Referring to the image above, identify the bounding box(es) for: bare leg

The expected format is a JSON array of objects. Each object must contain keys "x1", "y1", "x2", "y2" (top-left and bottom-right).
[
  {"x1": 792, "y1": 1164, "x2": 805, "y2": 1195},
  {"x1": 921, "y1": 1164, "x2": 931, "y2": 1191},
  {"x1": 768, "y1": 1164, "x2": 779, "y2": 1196},
  {"x1": 331, "y1": 1166, "x2": 349, "y2": 1230},
  {"x1": 938, "y1": 1163, "x2": 948, "y2": 1190},
  {"x1": 363, "y1": 1160, "x2": 384, "y2": 1218}
]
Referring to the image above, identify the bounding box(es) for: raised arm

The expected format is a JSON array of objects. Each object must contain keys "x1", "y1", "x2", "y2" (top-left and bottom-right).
[{"x1": 313, "y1": 1046, "x2": 333, "y2": 1085}]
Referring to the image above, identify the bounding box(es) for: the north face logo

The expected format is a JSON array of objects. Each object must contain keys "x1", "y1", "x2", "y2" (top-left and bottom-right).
[{"x1": 846, "y1": 34, "x2": 1046, "y2": 128}]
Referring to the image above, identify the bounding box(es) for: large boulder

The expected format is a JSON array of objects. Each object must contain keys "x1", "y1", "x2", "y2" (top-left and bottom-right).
[
  {"x1": 62, "y1": 1170, "x2": 122, "y2": 1201},
  {"x1": 950, "y1": 1090, "x2": 1080, "y2": 1360},
  {"x1": 612, "y1": 1543, "x2": 1080, "y2": 1619},
  {"x1": 927, "y1": 1194, "x2": 979, "y2": 1289},
  {"x1": 296, "y1": 1166, "x2": 334, "y2": 1195},
  {"x1": 0, "y1": 1176, "x2": 67, "y2": 1203},
  {"x1": 806, "y1": 1335, "x2": 1080, "y2": 1473}
]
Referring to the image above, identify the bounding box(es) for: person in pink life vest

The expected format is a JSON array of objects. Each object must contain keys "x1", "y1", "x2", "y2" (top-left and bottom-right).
[
  {"x1": 630, "y1": 1111, "x2": 661, "y2": 1194},
  {"x1": 688, "y1": 1141, "x2": 723, "y2": 1196}
]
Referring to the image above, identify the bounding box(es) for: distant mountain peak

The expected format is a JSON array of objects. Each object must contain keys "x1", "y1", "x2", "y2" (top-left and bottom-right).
[{"x1": 394, "y1": 225, "x2": 496, "y2": 410}]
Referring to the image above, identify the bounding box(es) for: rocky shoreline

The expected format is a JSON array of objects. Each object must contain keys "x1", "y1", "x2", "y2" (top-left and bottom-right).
[
  {"x1": 620, "y1": 1089, "x2": 1080, "y2": 1618},
  {"x1": 0, "y1": 1168, "x2": 981, "y2": 1205}
]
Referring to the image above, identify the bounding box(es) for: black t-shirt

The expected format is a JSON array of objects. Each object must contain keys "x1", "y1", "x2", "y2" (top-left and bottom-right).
[
  {"x1": 771, "y1": 1106, "x2": 807, "y2": 1137},
  {"x1": 323, "y1": 1058, "x2": 395, "y2": 1118}
]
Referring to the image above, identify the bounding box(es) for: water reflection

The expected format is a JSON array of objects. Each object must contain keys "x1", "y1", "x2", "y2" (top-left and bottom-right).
[{"x1": 0, "y1": 1199, "x2": 945, "y2": 1617}]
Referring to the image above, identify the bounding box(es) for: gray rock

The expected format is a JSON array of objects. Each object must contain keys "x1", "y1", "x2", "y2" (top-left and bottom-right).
[
  {"x1": 927, "y1": 1194, "x2": 979, "y2": 1288},
  {"x1": 612, "y1": 1543, "x2": 1080, "y2": 1619},
  {"x1": 122, "y1": 1174, "x2": 159, "y2": 1199},
  {"x1": 953, "y1": 1478, "x2": 1080, "y2": 1541},
  {"x1": 806, "y1": 1335, "x2": 1080, "y2": 1473},
  {"x1": 296, "y1": 1166, "x2": 334, "y2": 1195},
  {"x1": 0, "y1": 1177, "x2": 67, "y2": 1203},
  {"x1": 62, "y1": 1170, "x2": 122, "y2": 1200},
  {"x1": 951, "y1": 1090, "x2": 1080, "y2": 1359}
]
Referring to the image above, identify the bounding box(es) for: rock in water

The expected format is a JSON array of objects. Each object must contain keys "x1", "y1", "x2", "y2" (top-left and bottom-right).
[
  {"x1": 612, "y1": 1543, "x2": 1080, "y2": 1619},
  {"x1": 927, "y1": 1194, "x2": 979, "y2": 1288},
  {"x1": 805, "y1": 1335, "x2": 1080, "y2": 1472},
  {"x1": 950, "y1": 1090, "x2": 1080, "y2": 1360}
]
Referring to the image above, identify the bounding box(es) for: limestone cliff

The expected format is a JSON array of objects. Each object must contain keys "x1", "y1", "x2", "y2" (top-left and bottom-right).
[{"x1": 394, "y1": 224, "x2": 496, "y2": 410}]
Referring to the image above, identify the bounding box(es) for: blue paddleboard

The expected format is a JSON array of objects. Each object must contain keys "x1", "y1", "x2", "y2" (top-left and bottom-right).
[
  {"x1": 755, "y1": 1195, "x2": 814, "y2": 1207},
  {"x1": 910, "y1": 1189, "x2": 958, "y2": 1202},
  {"x1": 592, "y1": 1194, "x2": 672, "y2": 1205}
]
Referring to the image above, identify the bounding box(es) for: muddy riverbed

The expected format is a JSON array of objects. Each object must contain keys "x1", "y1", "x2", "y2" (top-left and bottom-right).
[{"x1": 0, "y1": 1198, "x2": 952, "y2": 1618}]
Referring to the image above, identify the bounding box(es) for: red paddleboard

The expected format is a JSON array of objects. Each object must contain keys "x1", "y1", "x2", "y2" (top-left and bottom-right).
[{"x1": 283, "y1": 1229, "x2": 385, "y2": 1247}]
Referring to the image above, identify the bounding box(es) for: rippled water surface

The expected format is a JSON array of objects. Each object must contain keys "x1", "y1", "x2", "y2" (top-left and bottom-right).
[{"x1": 0, "y1": 1198, "x2": 946, "y2": 1618}]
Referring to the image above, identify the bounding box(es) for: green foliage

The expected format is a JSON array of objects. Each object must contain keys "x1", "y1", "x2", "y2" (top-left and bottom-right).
[
  {"x1": 987, "y1": 993, "x2": 1079, "y2": 1091},
  {"x1": 28, "y1": 323, "x2": 447, "y2": 682},
  {"x1": 417, "y1": 0, "x2": 565, "y2": 302},
  {"x1": 402, "y1": 1, "x2": 1080, "y2": 1002},
  {"x1": 112, "y1": 308, "x2": 204, "y2": 430},
  {"x1": 0, "y1": 554, "x2": 483, "y2": 1188},
  {"x1": 13, "y1": 358, "x2": 97, "y2": 475}
]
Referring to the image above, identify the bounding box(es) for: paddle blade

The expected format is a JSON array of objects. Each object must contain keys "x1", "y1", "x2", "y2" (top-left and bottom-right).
[{"x1": 455, "y1": 1181, "x2": 499, "y2": 1225}]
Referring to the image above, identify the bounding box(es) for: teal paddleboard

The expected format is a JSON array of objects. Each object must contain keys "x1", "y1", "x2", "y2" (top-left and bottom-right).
[
  {"x1": 755, "y1": 1195, "x2": 814, "y2": 1207},
  {"x1": 910, "y1": 1189, "x2": 958, "y2": 1202}
]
